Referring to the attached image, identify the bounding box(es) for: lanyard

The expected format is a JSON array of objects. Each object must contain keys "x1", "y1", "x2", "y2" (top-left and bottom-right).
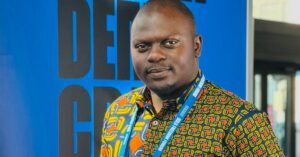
[{"x1": 119, "y1": 74, "x2": 206, "y2": 157}]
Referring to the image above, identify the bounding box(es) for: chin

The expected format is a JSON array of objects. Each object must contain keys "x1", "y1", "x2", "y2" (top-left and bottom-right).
[{"x1": 149, "y1": 84, "x2": 175, "y2": 98}]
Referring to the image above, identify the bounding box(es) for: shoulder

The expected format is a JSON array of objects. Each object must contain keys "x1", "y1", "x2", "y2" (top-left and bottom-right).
[
  {"x1": 202, "y1": 81, "x2": 274, "y2": 132},
  {"x1": 201, "y1": 80, "x2": 253, "y2": 109},
  {"x1": 200, "y1": 80, "x2": 260, "y2": 125}
]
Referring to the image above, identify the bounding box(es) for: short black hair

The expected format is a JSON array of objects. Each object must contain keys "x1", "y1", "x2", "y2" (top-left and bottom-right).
[{"x1": 137, "y1": 0, "x2": 196, "y2": 34}]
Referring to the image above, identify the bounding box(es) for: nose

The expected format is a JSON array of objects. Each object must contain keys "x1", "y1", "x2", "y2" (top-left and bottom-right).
[{"x1": 147, "y1": 45, "x2": 166, "y2": 63}]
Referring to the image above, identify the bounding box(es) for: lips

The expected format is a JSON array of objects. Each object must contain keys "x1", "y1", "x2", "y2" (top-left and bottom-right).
[
  {"x1": 146, "y1": 66, "x2": 171, "y2": 79},
  {"x1": 147, "y1": 67, "x2": 170, "y2": 73}
]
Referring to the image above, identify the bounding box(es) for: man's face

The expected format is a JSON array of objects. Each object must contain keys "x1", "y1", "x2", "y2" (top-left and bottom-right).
[{"x1": 131, "y1": 7, "x2": 201, "y2": 98}]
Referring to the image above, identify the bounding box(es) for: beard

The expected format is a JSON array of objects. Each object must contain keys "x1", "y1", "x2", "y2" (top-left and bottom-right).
[{"x1": 148, "y1": 79, "x2": 193, "y2": 100}]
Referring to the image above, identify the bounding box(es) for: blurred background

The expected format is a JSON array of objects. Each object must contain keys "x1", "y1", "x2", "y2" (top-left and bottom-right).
[{"x1": 252, "y1": 0, "x2": 300, "y2": 156}]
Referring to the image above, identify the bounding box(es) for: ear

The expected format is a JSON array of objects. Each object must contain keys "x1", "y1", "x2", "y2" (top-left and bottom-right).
[{"x1": 194, "y1": 35, "x2": 202, "y2": 58}]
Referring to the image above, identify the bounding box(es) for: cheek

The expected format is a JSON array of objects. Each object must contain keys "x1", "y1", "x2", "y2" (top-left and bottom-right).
[
  {"x1": 172, "y1": 56, "x2": 197, "y2": 84},
  {"x1": 172, "y1": 51, "x2": 196, "y2": 71},
  {"x1": 132, "y1": 55, "x2": 145, "y2": 75},
  {"x1": 176, "y1": 59, "x2": 192, "y2": 74}
]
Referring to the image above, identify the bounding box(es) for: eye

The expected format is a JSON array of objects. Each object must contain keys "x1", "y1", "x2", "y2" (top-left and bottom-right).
[
  {"x1": 134, "y1": 43, "x2": 150, "y2": 52},
  {"x1": 163, "y1": 39, "x2": 179, "y2": 48}
]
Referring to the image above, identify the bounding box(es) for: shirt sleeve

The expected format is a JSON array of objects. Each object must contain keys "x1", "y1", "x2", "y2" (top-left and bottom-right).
[
  {"x1": 226, "y1": 107, "x2": 285, "y2": 157},
  {"x1": 99, "y1": 103, "x2": 113, "y2": 157}
]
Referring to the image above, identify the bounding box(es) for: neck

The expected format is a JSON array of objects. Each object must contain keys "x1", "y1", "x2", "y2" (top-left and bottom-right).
[
  {"x1": 149, "y1": 70, "x2": 200, "y2": 113},
  {"x1": 150, "y1": 77, "x2": 196, "y2": 113},
  {"x1": 150, "y1": 91, "x2": 163, "y2": 113}
]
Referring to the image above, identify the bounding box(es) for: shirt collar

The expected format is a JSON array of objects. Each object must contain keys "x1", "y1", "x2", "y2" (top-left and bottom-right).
[{"x1": 136, "y1": 69, "x2": 202, "y2": 113}]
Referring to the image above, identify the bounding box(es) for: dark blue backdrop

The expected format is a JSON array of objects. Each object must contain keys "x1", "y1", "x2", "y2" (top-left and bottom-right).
[{"x1": 0, "y1": 0, "x2": 247, "y2": 157}]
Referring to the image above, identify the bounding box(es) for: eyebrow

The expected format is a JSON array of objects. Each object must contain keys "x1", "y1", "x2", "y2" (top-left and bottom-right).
[{"x1": 132, "y1": 34, "x2": 181, "y2": 44}]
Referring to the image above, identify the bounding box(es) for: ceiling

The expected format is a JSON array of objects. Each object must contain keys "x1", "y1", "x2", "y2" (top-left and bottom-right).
[{"x1": 255, "y1": 19, "x2": 300, "y2": 66}]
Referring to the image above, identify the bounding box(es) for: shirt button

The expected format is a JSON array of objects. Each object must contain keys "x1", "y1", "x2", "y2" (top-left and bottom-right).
[{"x1": 152, "y1": 120, "x2": 159, "y2": 126}]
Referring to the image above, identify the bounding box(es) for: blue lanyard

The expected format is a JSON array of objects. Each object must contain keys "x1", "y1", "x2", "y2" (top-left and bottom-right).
[{"x1": 119, "y1": 75, "x2": 206, "y2": 157}]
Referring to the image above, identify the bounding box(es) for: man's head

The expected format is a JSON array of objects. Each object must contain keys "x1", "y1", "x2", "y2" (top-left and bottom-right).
[{"x1": 131, "y1": 0, "x2": 202, "y2": 99}]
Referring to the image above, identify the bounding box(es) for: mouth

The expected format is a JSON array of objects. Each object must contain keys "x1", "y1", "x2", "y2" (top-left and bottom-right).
[
  {"x1": 147, "y1": 67, "x2": 170, "y2": 73},
  {"x1": 146, "y1": 67, "x2": 171, "y2": 79}
]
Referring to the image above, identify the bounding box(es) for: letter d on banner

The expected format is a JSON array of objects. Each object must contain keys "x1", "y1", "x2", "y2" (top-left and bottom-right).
[{"x1": 58, "y1": 0, "x2": 91, "y2": 78}]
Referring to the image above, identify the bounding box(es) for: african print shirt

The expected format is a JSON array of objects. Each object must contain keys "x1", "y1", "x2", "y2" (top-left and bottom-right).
[{"x1": 100, "y1": 73, "x2": 284, "y2": 157}]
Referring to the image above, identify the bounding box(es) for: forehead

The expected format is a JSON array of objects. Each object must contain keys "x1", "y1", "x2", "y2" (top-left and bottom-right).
[{"x1": 131, "y1": 7, "x2": 193, "y2": 41}]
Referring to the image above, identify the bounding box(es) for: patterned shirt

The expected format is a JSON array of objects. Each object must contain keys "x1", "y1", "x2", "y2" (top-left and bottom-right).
[{"x1": 100, "y1": 73, "x2": 284, "y2": 157}]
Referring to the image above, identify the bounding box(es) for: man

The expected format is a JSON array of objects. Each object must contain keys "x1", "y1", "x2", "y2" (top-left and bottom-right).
[{"x1": 100, "y1": 0, "x2": 284, "y2": 156}]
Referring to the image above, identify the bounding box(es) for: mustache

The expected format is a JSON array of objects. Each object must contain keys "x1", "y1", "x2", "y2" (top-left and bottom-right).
[{"x1": 145, "y1": 65, "x2": 171, "y2": 74}]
